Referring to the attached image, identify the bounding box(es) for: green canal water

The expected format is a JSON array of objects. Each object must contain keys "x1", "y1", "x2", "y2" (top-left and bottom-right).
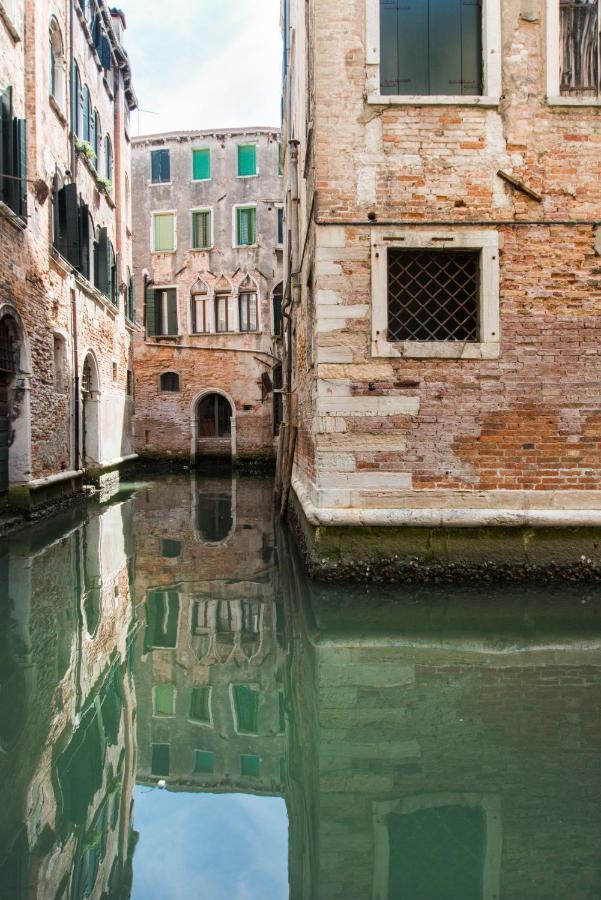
[{"x1": 1, "y1": 473, "x2": 600, "y2": 899}]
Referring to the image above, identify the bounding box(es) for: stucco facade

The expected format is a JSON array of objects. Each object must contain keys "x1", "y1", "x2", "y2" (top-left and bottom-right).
[
  {"x1": 280, "y1": 0, "x2": 601, "y2": 573},
  {"x1": 0, "y1": 0, "x2": 137, "y2": 510},
  {"x1": 131, "y1": 128, "x2": 284, "y2": 464}
]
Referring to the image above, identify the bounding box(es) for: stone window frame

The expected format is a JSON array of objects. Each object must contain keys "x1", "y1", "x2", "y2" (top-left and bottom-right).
[
  {"x1": 546, "y1": 0, "x2": 601, "y2": 106},
  {"x1": 232, "y1": 202, "x2": 258, "y2": 249},
  {"x1": 371, "y1": 229, "x2": 500, "y2": 360},
  {"x1": 190, "y1": 206, "x2": 214, "y2": 251},
  {"x1": 187, "y1": 685, "x2": 215, "y2": 728},
  {"x1": 372, "y1": 793, "x2": 502, "y2": 900},
  {"x1": 150, "y1": 209, "x2": 177, "y2": 254},
  {"x1": 365, "y1": 0, "x2": 502, "y2": 106}
]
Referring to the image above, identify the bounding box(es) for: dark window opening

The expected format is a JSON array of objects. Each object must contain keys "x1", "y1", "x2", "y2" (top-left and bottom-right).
[
  {"x1": 387, "y1": 249, "x2": 479, "y2": 342},
  {"x1": 160, "y1": 371, "x2": 180, "y2": 392},
  {"x1": 151, "y1": 743, "x2": 170, "y2": 777},
  {"x1": 232, "y1": 685, "x2": 259, "y2": 734},
  {"x1": 0, "y1": 317, "x2": 17, "y2": 374},
  {"x1": 273, "y1": 363, "x2": 283, "y2": 433},
  {"x1": 196, "y1": 394, "x2": 232, "y2": 439},
  {"x1": 240, "y1": 754, "x2": 260, "y2": 778},
  {"x1": 196, "y1": 492, "x2": 233, "y2": 542},
  {"x1": 151, "y1": 148, "x2": 170, "y2": 183},
  {"x1": 147, "y1": 288, "x2": 178, "y2": 337},
  {"x1": 160, "y1": 538, "x2": 181, "y2": 558},
  {"x1": 272, "y1": 283, "x2": 283, "y2": 336},
  {"x1": 380, "y1": 0, "x2": 483, "y2": 96}
]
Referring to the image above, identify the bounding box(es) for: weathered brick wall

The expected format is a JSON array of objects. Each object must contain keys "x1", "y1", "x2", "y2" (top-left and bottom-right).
[
  {"x1": 132, "y1": 130, "x2": 283, "y2": 462},
  {"x1": 283, "y1": 0, "x2": 601, "y2": 514}
]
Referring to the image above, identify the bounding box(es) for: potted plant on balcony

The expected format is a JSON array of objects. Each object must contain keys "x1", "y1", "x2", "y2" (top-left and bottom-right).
[
  {"x1": 96, "y1": 176, "x2": 112, "y2": 195},
  {"x1": 74, "y1": 138, "x2": 96, "y2": 162}
]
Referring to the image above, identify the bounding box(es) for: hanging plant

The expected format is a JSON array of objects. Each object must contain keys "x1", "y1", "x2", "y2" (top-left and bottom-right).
[
  {"x1": 96, "y1": 176, "x2": 112, "y2": 194},
  {"x1": 75, "y1": 138, "x2": 96, "y2": 161}
]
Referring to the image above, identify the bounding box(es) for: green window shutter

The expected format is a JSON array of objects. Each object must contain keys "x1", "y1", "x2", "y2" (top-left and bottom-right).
[
  {"x1": 192, "y1": 148, "x2": 210, "y2": 180},
  {"x1": 233, "y1": 685, "x2": 259, "y2": 733},
  {"x1": 194, "y1": 750, "x2": 214, "y2": 774},
  {"x1": 151, "y1": 743, "x2": 170, "y2": 777},
  {"x1": 380, "y1": 0, "x2": 401, "y2": 94},
  {"x1": 238, "y1": 144, "x2": 257, "y2": 176},
  {"x1": 0, "y1": 87, "x2": 11, "y2": 207},
  {"x1": 154, "y1": 213, "x2": 174, "y2": 251},
  {"x1": 192, "y1": 211, "x2": 211, "y2": 249},
  {"x1": 146, "y1": 288, "x2": 156, "y2": 336},
  {"x1": 154, "y1": 684, "x2": 175, "y2": 716},
  {"x1": 189, "y1": 687, "x2": 211, "y2": 723},
  {"x1": 78, "y1": 203, "x2": 90, "y2": 279},
  {"x1": 96, "y1": 226, "x2": 109, "y2": 295},
  {"x1": 72, "y1": 63, "x2": 80, "y2": 135},
  {"x1": 278, "y1": 142, "x2": 283, "y2": 175},
  {"x1": 166, "y1": 289, "x2": 178, "y2": 335},
  {"x1": 13, "y1": 118, "x2": 27, "y2": 218},
  {"x1": 113, "y1": 251, "x2": 120, "y2": 306},
  {"x1": 396, "y1": 0, "x2": 429, "y2": 95},
  {"x1": 237, "y1": 207, "x2": 256, "y2": 245},
  {"x1": 62, "y1": 183, "x2": 81, "y2": 267},
  {"x1": 240, "y1": 754, "x2": 260, "y2": 778},
  {"x1": 459, "y1": 0, "x2": 483, "y2": 94}
]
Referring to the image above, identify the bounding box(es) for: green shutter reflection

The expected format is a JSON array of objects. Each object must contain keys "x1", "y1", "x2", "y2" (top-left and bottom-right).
[
  {"x1": 233, "y1": 684, "x2": 259, "y2": 733},
  {"x1": 240, "y1": 754, "x2": 260, "y2": 778},
  {"x1": 194, "y1": 750, "x2": 214, "y2": 774},
  {"x1": 154, "y1": 684, "x2": 175, "y2": 717}
]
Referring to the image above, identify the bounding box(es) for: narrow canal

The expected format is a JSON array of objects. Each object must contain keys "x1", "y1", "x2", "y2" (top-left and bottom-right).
[{"x1": 1, "y1": 473, "x2": 600, "y2": 899}]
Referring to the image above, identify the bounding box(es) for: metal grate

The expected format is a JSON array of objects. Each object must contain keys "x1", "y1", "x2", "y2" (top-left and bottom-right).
[
  {"x1": 0, "y1": 318, "x2": 16, "y2": 373},
  {"x1": 388, "y1": 249, "x2": 480, "y2": 342}
]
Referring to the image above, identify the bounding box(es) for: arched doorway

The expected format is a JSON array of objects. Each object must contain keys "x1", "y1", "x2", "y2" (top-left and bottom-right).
[
  {"x1": 0, "y1": 310, "x2": 30, "y2": 497},
  {"x1": 194, "y1": 392, "x2": 234, "y2": 460},
  {"x1": 81, "y1": 353, "x2": 100, "y2": 466}
]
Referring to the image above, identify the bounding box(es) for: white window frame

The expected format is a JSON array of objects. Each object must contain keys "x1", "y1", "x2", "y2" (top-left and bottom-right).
[
  {"x1": 232, "y1": 203, "x2": 258, "y2": 248},
  {"x1": 236, "y1": 142, "x2": 259, "y2": 178},
  {"x1": 365, "y1": 0, "x2": 502, "y2": 106},
  {"x1": 238, "y1": 289, "x2": 261, "y2": 333},
  {"x1": 154, "y1": 285, "x2": 179, "y2": 337},
  {"x1": 276, "y1": 204, "x2": 284, "y2": 247},
  {"x1": 371, "y1": 229, "x2": 500, "y2": 360},
  {"x1": 372, "y1": 793, "x2": 502, "y2": 900},
  {"x1": 191, "y1": 146, "x2": 211, "y2": 182},
  {"x1": 190, "y1": 288, "x2": 214, "y2": 334},
  {"x1": 151, "y1": 210, "x2": 177, "y2": 253},
  {"x1": 546, "y1": 0, "x2": 601, "y2": 105},
  {"x1": 190, "y1": 206, "x2": 213, "y2": 250}
]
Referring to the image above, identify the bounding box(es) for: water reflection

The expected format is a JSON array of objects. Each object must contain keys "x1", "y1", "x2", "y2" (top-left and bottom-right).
[{"x1": 0, "y1": 474, "x2": 600, "y2": 899}]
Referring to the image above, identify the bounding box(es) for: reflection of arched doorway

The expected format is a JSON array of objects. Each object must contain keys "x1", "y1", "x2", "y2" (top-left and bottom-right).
[
  {"x1": 81, "y1": 353, "x2": 100, "y2": 466},
  {"x1": 197, "y1": 490, "x2": 234, "y2": 542},
  {"x1": 194, "y1": 392, "x2": 234, "y2": 460}
]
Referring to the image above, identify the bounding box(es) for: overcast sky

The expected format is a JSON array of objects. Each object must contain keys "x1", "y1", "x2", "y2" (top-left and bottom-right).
[{"x1": 119, "y1": 0, "x2": 282, "y2": 136}]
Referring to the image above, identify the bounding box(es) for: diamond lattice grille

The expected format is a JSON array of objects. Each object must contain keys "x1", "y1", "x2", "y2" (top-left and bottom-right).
[{"x1": 387, "y1": 249, "x2": 480, "y2": 342}]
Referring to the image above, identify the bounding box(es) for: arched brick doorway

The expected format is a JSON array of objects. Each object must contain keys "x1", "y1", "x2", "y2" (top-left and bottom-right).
[{"x1": 194, "y1": 392, "x2": 234, "y2": 461}]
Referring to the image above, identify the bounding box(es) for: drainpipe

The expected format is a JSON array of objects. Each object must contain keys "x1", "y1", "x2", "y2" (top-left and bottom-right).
[
  {"x1": 69, "y1": 0, "x2": 75, "y2": 179},
  {"x1": 71, "y1": 283, "x2": 80, "y2": 471}
]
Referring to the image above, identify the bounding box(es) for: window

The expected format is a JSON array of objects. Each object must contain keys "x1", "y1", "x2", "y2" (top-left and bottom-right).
[
  {"x1": 93, "y1": 111, "x2": 101, "y2": 171},
  {"x1": 232, "y1": 685, "x2": 259, "y2": 734},
  {"x1": 277, "y1": 207, "x2": 284, "y2": 246},
  {"x1": 104, "y1": 135, "x2": 112, "y2": 183},
  {"x1": 147, "y1": 288, "x2": 178, "y2": 336},
  {"x1": 272, "y1": 283, "x2": 283, "y2": 335},
  {"x1": 194, "y1": 750, "x2": 214, "y2": 774},
  {"x1": 191, "y1": 283, "x2": 211, "y2": 333},
  {"x1": 192, "y1": 209, "x2": 212, "y2": 249},
  {"x1": 559, "y1": 0, "x2": 600, "y2": 96},
  {"x1": 196, "y1": 491, "x2": 233, "y2": 541},
  {"x1": 278, "y1": 142, "x2": 283, "y2": 175},
  {"x1": 161, "y1": 538, "x2": 181, "y2": 557},
  {"x1": 82, "y1": 85, "x2": 91, "y2": 141},
  {"x1": 0, "y1": 88, "x2": 26, "y2": 219},
  {"x1": 192, "y1": 147, "x2": 210, "y2": 180},
  {"x1": 144, "y1": 590, "x2": 180, "y2": 650},
  {"x1": 273, "y1": 363, "x2": 283, "y2": 433},
  {"x1": 151, "y1": 148, "x2": 170, "y2": 183},
  {"x1": 112, "y1": 361, "x2": 117, "y2": 381},
  {"x1": 371, "y1": 231, "x2": 500, "y2": 359},
  {"x1": 49, "y1": 18, "x2": 65, "y2": 109},
  {"x1": 126, "y1": 268, "x2": 135, "y2": 322},
  {"x1": 189, "y1": 686, "x2": 212, "y2": 724},
  {"x1": 153, "y1": 684, "x2": 176, "y2": 717},
  {"x1": 160, "y1": 371, "x2": 180, "y2": 392},
  {"x1": 72, "y1": 62, "x2": 81, "y2": 136},
  {"x1": 196, "y1": 395, "x2": 232, "y2": 440},
  {"x1": 235, "y1": 206, "x2": 257, "y2": 246},
  {"x1": 239, "y1": 292, "x2": 258, "y2": 332},
  {"x1": 237, "y1": 143, "x2": 257, "y2": 176},
  {"x1": 240, "y1": 755, "x2": 260, "y2": 778},
  {"x1": 151, "y1": 743, "x2": 170, "y2": 776},
  {"x1": 153, "y1": 212, "x2": 175, "y2": 252},
  {"x1": 379, "y1": 0, "x2": 481, "y2": 96},
  {"x1": 214, "y1": 293, "x2": 230, "y2": 332}
]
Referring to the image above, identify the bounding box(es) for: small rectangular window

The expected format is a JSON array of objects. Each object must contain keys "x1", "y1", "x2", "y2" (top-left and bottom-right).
[
  {"x1": 277, "y1": 208, "x2": 284, "y2": 245},
  {"x1": 161, "y1": 538, "x2": 181, "y2": 558},
  {"x1": 237, "y1": 143, "x2": 257, "y2": 177},
  {"x1": 153, "y1": 684, "x2": 176, "y2": 717},
  {"x1": 192, "y1": 210, "x2": 212, "y2": 249},
  {"x1": 232, "y1": 684, "x2": 259, "y2": 734},
  {"x1": 239, "y1": 292, "x2": 258, "y2": 332},
  {"x1": 151, "y1": 743, "x2": 170, "y2": 776},
  {"x1": 151, "y1": 148, "x2": 170, "y2": 183},
  {"x1": 189, "y1": 686, "x2": 211, "y2": 724},
  {"x1": 236, "y1": 207, "x2": 257, "y2": 246},
  {"x1": 153, "y1": 213, "x2": 175, "y2": 252},
  {"x1": 194, "y1": 750, "x2": 214, "y2": 774},
  {"x1": 192, "y1": 147, "x2": 211, "y2": 180},
  {"x1": 240, "y1": 754, "x2": 260, "y2": 778},
  {"x1": 560, "y1": 0, "x2": 600, "y2": 95},
  {"x1": 387, "y1": 249, "x2": 479, "y2": 342}
]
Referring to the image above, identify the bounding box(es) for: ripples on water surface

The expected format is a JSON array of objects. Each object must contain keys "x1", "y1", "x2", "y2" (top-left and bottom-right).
[{"x1": 0, "y1": 473, "x2": 600, "y2": 899}]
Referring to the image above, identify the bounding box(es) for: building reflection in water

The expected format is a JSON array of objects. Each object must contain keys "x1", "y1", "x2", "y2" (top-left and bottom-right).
[
  {"x1": 1, "y1": 473, "x2": 601, "y2": 900},
  {"x1": 0, "y1": 497, "x2": 138, "y2": 899}
]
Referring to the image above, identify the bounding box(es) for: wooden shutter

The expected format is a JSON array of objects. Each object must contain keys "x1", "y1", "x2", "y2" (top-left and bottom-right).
[
  {"x1": 193, "y1": 148, "x2": 210, "y2": 180},
  {"x1": 71, "y1": 63, "x2": 80, "y2": 136},
  {"x1": 96, "y1": 226, "x2": 110, "y2": 295},
  {"x1": 10, "y1": 117, "x2": 27, "y2": 218},
  {"x1": 560, "y1": 0, "x2": 599, "y2": 94},
  {"x1": 193, "y1": 211, "x2": 210, "y2": 248},
  {"x1": 0, "y1": 87, "x2": 13, "y2": 207},
  {"x1": 248, "y1": 208, "x2": 256, "y2": 244},
  {"x1": 146, "y1": 288, "x2": 156, "y2": 336},
  {"x1": 60, "y1": 183, "x2": 80, "y2": 267},
  {"x1": 238, "y1": 144, "x2": 257, "y2": 176},
  {"x1": 160, "y1": 149, "x2": 170, "y2": 182},
  {"x1": 151, "y1": 150, "x2": 161, "y2": 183},
  {"x1": 166, "y1": 289, "x2": 178, "y2": 335},
  {"x1": 154, "y1": 214, "x2": 174, "y2": 251},
  {"x1": 100, "y1": 34, "x2": 112, "y2": 71},
  {"x1": 82, "y1": 85, "x2": 90, "y2": 141},
  {"x1": 113, "y1": 251, "x2": 120, "y2": 306},
  {"x1": 397, "y1": 0, "x2": 429, "y2": 94},
  {"x1": 460, "y1": 0, "x2": 483, "y2": 94},
  {"x1": 79, "y1": 203, "x2": 90, "y2": 279}
]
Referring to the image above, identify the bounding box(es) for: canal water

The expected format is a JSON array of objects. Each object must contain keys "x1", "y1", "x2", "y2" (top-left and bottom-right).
[{"x1": 1, "y1": 473, "x2": 600, "y2": 899}]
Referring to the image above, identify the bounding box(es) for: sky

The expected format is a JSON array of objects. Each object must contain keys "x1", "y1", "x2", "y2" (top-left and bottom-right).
[
  {"x1": 118, "y1": 0, "x2": 282, "y2": 137},
  {"x1": 131, "y1": 788, "x2": 289, "y2": 900}
]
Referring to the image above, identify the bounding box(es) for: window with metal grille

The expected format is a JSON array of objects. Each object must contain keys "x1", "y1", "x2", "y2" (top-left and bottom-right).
[
  {"x1": 160, "y1": 371, "x2": 180, "y2": 392},
  {"x1": 0, "y1": 318, "x2": 16, "y2": 374},
  {"x1": 387, "y1": 249, "x2": 480, "y2": 342}
]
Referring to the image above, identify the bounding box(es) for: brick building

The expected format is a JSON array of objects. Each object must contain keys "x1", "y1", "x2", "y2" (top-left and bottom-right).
[
  {"x1": 131, "y1": 128, "x2": 284, "y2": 464},
  {"x1": 0, "y1": 0, "x2": 137, "y2": 510},
  {"x1": 280, "y1": 0, "x2": 601, "y2": 572}
]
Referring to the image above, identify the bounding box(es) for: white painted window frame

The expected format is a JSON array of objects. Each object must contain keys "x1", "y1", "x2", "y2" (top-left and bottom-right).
[
  {"x1": 371, "y1": 229, "x2": 500, "y2": 360},
  {"x1": 190, "y1": 206, "x2": 214, "y2": 251},
  {"x1": 365, "y1": 0, "x2": 502, "y2": 106},
  {"x1": 232, "y1": 202, "x2": 258, "y2": 249},
  {"x1": 372, "y1": 793, "x2": 502, "y2": 900},
  {"x1": 190, "y1": 289, "x2": 214, "y2": 335},
  {"x1": 151, "y1": 210, "x2": 177, "y2": 253},
  {"x1": 546, "y1": 0, "x2": 601, "y2": 105},
  {"x1": 153, "y1": 284, "x2": 179, "y2": 337}
]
